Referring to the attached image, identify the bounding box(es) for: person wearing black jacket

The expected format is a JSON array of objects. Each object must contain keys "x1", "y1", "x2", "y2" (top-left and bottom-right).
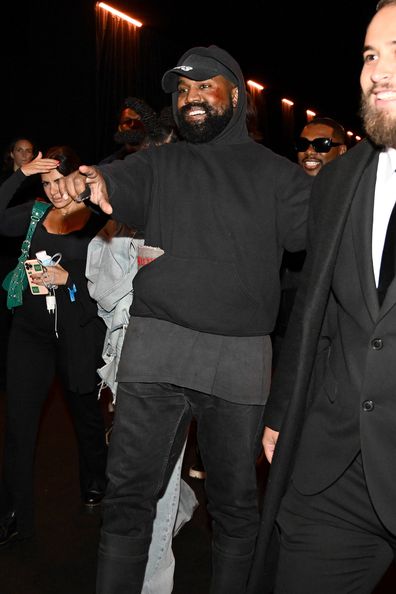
[
  {"x1": 60, "y1": 45, "x2": 311, "y2": 594},
  {"x1": 249, "y1": 2, "x2": 396, "y2": 593},
  {"x1": 0, "y1": 146, "x2": 108, "y2": 546},
  {"x1": 0, "y1": 137, "x2": 41, "y2": 388}
]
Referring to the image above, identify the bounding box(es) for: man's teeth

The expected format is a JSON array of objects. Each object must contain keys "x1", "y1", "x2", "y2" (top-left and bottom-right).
[
  {"x1": 189, "y1": 109, "x2": 205, "y2": 115},
  {"x1": 376, "y1": 91, "x2": 396, "y2": 100}
]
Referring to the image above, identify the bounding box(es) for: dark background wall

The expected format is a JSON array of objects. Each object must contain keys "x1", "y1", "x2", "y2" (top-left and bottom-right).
[
  {"x1": 1, "y1": 0, "x2": 370, "y2": 166},
  {"x1": 2, "y1": 2, "x2": 98, "y2": 161}
]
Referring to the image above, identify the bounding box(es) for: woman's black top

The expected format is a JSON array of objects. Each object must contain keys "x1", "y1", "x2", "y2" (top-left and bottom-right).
[{"x1": 0, "y1": 170, "x2": 108, "y2": 392}]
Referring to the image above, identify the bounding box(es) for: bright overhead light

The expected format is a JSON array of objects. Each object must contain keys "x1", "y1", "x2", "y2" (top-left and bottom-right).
[
  {"x1": 282, "y1": 98, "x2": 294, "y2": 106},
  {"x1": 97, "y1": 2, "x2": 143, "y2": 27},
  {"x1": 247, "y1": 80, "x2": 264, "y2": 91},
  {"x1": 355, "y1": 135, "x2": 362, "y2": 141},
  {"x1": 347, "y1": 130, "x2": 354, "y2": 136},
  {"x1": 306, "y1": 109, "x2": 316, "y2": 117}
]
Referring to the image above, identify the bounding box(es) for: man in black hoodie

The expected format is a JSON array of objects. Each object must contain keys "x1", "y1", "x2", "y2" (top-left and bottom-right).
[{"x1": 60, "y1": 45, "x2": 311, "y2": 594}]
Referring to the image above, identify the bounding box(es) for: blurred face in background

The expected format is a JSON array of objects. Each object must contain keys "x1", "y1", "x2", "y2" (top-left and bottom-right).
[
  {"x1": 114, "y1": 107, "x2": 146, "y2": 146},
  {"x1": 11, "y1": 139, "x2": 34, "y2": 170}
]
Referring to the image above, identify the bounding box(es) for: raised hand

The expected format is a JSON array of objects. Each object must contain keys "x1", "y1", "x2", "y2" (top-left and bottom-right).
[
  {"x1": 58, "y1": 165, "x2": 113, "y2": 215},
  {"x1": 20, "y1": 152, "x2": 59, "y2": 176}
]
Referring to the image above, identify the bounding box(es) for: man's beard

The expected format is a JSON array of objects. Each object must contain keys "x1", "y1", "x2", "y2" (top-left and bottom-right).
[
  {"x1": 113, "y1": 128, "x2": 146, "y2": 146},
  {"x1": 360, "y1": 90, "x2": 396, "y2": 148},
  {"x1": 177, "y1": 102, "x2": 233, "y2": 143}
]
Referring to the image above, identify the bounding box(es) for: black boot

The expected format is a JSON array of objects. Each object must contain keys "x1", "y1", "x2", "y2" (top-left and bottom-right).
[
  {"x1": 96, "y1": 531, "x2": 151, "y2": 594},
  {"x1": 210, "y1": 532, "x2": 256, "y2": 594}
]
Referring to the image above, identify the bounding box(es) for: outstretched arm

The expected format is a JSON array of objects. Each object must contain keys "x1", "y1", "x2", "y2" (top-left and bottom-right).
[{"x1": 58, "y1": 165, "x2": 113, "y2": 215}]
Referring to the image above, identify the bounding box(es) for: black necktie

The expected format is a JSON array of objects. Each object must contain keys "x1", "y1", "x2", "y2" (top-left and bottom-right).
[{"x1": 378, "y1": 200, "x2": 396, "y2": 306}]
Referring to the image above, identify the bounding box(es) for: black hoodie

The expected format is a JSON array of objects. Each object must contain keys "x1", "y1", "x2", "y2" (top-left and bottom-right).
[{"x1": 99, "y1": 45, "x2": 311, "y2": 336}]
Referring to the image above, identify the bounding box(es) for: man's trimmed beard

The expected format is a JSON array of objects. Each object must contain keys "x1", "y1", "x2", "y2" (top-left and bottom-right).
[
  {"x1": 114, "y1": 128, "x2": 146, "y2": 146},
  {"x1": 360, "y1": 91, "x2": 396, "y2": 148},
  {"x1": 177, "y1": 101, "x2": 234, "y2": 143}
]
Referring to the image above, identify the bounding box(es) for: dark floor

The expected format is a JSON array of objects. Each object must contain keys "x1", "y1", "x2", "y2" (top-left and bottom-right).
[{"x1": 0, "y1": 384, "x2": 395, "y2": 593}]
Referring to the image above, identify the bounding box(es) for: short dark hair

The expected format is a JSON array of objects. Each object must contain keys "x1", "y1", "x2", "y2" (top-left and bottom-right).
[
  {"x1": 121, "y1": 97, "x2": 159, "y2": 135},
  {"x1": 44, "y1": 145, "x2": 81, "y2": 176},
  {"x1": 304, "y1": 117, "x2": 347, "y2": 144}
]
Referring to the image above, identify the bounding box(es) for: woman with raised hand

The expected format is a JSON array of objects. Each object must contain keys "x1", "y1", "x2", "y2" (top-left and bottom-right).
[{"x1": 0, "y1": 146, "x2": 108, "y2": 546}]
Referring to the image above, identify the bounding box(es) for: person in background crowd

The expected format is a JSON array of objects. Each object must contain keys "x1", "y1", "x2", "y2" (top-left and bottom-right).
[
  {"x1": 97, "y1": 99, "x2": 174, "y2": 432},
  {"x1": 1, "y1": 137, "x2": 35, "y2": 175},
  {"x1": 272, "y1": 117, "x2": 348, "y2": 365},
  {"x1": 0, "y1": 146, "x2": 108, "y2": 546},
  {"x1": 250, "y1": 2, "x2": 396, "y2": 593},
  {"x1": 99, "y1": 96, "x2": 160, "y2": 164},
  {"x1": 0, "y1": 137, "x2": 41, "y2": 389},
  {"x1": 296, "y1": 116, "x2": 347, "y2": 177},
  {"x1": 60, "y1": 44, "x2": 310, "y2": 594}
]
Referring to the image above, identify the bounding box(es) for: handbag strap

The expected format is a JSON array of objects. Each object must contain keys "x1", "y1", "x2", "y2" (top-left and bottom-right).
[
  {"x1": 19, "y1": 201, "x2": 52, "y2": 263},
  {"x1": 2, "y1": 200, "x2": 51, "y2": 309}
]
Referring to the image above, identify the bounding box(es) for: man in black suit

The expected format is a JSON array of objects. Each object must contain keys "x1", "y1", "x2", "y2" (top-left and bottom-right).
[{"x1": 248, "y1": 1, "x2": 396, "y2": 593}]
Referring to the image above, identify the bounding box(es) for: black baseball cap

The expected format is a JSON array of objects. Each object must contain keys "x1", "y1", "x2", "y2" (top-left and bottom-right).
[{"x1": 162, "y1": 54, "x2": 238, "y2": 93}]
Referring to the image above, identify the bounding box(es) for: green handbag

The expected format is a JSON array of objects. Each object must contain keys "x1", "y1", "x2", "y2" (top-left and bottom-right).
[{"x1": 2, "y1": 200, "x2": 51, "y2": 309}]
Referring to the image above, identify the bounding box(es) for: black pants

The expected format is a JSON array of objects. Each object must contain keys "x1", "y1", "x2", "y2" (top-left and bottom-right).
[
  {"x1": 97, "y1": 382, "x2": 265, "y2": 594},
  {"x1": 0, "y1": 258, "x2": 13, "y2": 389},
  {"x1": 0, "y1": 314, "x2": 107, "y2": 537},
  {"x1": 275, "y1": 454, "x2": 396, "y2": 593}
]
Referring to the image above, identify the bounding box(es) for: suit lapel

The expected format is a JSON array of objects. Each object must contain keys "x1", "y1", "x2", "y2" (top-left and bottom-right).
[
  {"x1": 351, "y1": 153, "x2": 380, "y2": 322},
  {"x1": 377, "y1": 254, "x2": 396, "y2": 318},
  {"x1": 308, "y1": 140, "x2": 379, "y2": 303}
]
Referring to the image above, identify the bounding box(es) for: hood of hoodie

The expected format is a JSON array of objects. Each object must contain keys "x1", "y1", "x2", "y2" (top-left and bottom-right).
[{"x1": 166, "y1": 45, "x2": 249, "y2": 145}]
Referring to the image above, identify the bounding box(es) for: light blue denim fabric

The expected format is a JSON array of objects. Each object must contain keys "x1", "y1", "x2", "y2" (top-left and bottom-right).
[
  {"x1": 86, "y1": 227, "x2": 198, "y2": 593},
  {"x1": 142, "y1": 441, "x2": 198, "y2": 594}
]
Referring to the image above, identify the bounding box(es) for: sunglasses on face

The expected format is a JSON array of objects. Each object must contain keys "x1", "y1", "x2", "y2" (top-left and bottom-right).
[
  {"x1": 120, "y1": 118, "x2": 145, "y2": 130},
  {"x1": 295, "y1": 137, "x2": 342, "y2": 153}
]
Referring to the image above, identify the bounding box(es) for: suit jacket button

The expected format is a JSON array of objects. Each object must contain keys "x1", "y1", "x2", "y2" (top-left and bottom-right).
[
  {"x1": 362, "y1": 400, "x2": 374, "y2": 412},
  {"x1": 371, "y1": 338, "x2": 383, "y2": 350}
]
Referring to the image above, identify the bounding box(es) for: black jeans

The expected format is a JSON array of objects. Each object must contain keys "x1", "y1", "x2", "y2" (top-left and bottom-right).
[
  {"x1": 0, "y1": 316, "x2": 107, "y2": 536},
  {"x1": 97, "y1": 382, "x2": 265, "y2": 594}
]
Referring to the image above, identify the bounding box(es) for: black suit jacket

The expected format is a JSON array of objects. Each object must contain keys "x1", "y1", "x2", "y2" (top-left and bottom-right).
[{"x1": 248, "y1": 138, "x2": 392, "y2": 592}]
